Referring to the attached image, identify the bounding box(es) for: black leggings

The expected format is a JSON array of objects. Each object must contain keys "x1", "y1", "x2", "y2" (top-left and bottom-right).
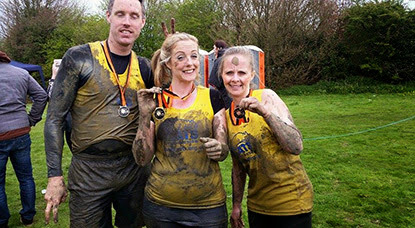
[{"x1": 248, "y1": 210, "x2": 312, "y2": 228}]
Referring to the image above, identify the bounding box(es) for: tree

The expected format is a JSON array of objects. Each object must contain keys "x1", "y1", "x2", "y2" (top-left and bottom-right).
[
  {"x1": 173, "y1": 0, "x2": 221, "y2": 50},
  {"x1": 134, "y1": 0, "x2": 173, "y2": 59},
  {"x1": 42, "y1": 14, "x2": 108, "y2": 76},
  {"x1": 135, "y1": 0, "x2": 222, "y2": 57},
  {"x1": 216, "y1": 0, "x2": 350, "y2": 89},
  {"x1": 341, "y1": 0, "x2": 415, "y2": 82},
  {"x1": 0, "y1": 0, "x2": 85, "y2": 65}
]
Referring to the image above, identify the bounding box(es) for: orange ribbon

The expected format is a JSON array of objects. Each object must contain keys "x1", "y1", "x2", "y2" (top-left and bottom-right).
[
  {"x1": 230, "y1": 90, "x2": 252, "y2": 125},
  {"x1": 157, "y1": 84, "x2": 196, "y2": 108},
  {"x1": 102, "y1": 40, "x2": 132, "y2": 107}
]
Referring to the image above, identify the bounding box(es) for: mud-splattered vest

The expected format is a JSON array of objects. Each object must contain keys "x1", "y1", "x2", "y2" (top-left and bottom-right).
[
  {"x1": 226, "y1": 89, "x2": 313, "y2": 215},
  {"x1": 70, "y1": 41, "x2": 150, "y2": 153},
  {"x1": 145, "y1": 86, "x2": 226, "y2": 209}
]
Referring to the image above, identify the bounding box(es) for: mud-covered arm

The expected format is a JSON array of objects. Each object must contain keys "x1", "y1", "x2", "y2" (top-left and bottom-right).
[
  {"x1": 44, "y1": 48, "x2": 81, "y2": 177},
  {"x1": 132, "y1": 87, "x2": 160, "y2": 166},
  {"x1": 230, "y1": 152, "x2": 246, "y2": 228},
  {"x1": 239, "y1": 89, "x2": 303, "y2": 155},
  {"x1": 214, "y1": 108, "x2": 229, "y2": 161},
  {"x1": 200, "y1": 108, "x2": 228, "y2": 161}
]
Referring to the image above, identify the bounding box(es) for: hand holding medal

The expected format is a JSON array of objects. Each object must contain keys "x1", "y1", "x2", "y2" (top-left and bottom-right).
[
  {"x1": 238, "y1": 96, "x2": 270, "y2": 118},
  {"x1": 137, "y1": 87, "x2": 162, "y2": 118}
]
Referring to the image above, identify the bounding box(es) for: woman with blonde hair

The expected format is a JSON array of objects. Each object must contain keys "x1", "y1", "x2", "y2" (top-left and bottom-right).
[
  {"x1": 219, "y1": 46, "x2": 313, "y2": 228},
  {"x1": 132, "y1": 32, "x2": 229, "y2": 227}
]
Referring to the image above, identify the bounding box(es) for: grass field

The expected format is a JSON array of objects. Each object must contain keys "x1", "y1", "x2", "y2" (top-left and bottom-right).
[{"x1": 4, "y1": 92, "x2": 415, "y2": 227}]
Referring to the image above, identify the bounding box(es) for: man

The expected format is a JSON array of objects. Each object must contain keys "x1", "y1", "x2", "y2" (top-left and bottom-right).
[
  {"x1": 43, "y1": 0, "x2": 153, "y2": 227},
  {"x1": 0, "y1": 51, "x2": 47, "y2": 227},
  {"x1": 208, "y1": 40, "x2": 231, "y2": 108},
  {"x1": 46, "y1": 59, "x2": 72, "y2": 151}
]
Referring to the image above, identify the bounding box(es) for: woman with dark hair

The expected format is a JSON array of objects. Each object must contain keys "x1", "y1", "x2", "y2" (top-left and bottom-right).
[{"x1": 209, "y1": 39, "x2": 231, "y2": 108}]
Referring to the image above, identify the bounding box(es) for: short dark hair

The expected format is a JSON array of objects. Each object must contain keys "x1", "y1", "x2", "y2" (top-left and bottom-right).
[
  {"x1": 108, "y1": 0, "x2": 146, "y2": 18},
  {"x1": 214, "y1": 40, "x2": 228, "y2": 49},
  {"x1": 0, "y1": 51, "x2": 11, "y2": 63}
]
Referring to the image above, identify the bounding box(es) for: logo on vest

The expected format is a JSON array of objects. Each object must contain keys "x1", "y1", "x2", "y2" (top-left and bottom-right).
[{"x1": 231, "y1": 132, "x2": 258, "y2": 161}]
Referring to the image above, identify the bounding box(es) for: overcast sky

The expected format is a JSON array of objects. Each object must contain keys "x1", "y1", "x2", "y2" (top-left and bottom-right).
[{"x1": 79, "y1": 0, "x2": 103, "y2": 15}]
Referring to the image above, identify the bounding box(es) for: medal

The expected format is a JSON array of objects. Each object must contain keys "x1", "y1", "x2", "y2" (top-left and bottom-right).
[
  {"x1": 234, "y1": 107, "x2": 245, "y2": 119},
  {"x1": 154, "y1": 107, "x2": 165, "y2": 119},
  {"x1": 154, "y1": 91, "x2": 168, "y2": 120},
  {"x1": 230, "y1": 90, "x2": 253, "y2": 126},
  {"x1": 118, "y1": 106, "x2": 130, "y2": 118}
]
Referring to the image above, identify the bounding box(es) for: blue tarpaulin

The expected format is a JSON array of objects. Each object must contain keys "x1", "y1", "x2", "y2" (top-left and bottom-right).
[{"x1": 10, "y1": 60, "x2": 46, "y2": 90}]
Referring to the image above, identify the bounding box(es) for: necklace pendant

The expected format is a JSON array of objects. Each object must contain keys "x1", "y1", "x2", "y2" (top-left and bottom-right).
[{"x1": 118, "y1": 106, "x2": 130, "y2": 118}]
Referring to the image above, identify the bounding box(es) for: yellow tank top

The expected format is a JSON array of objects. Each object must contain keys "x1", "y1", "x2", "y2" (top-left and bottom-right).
[
  {"x1": 226, "y1": 89, "x2": 313, "y2": 215},
  {"x1": 146, "y1": 86, "x2": 226, "y2": 209}
]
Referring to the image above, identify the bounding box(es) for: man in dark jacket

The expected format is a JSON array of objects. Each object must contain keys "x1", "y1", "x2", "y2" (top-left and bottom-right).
[
  {"x1": 208, "y1": 40, "x2": 231, "y2": 108},
  {"x1": 0, "y1": 51, "x2": 47, "y2": 227}
]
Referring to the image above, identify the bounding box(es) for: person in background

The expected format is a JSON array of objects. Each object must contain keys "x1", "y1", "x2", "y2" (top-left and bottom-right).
[
  {"x1": 208, "y1": 40, "x2": 231, "y2": 108},
  {"x1": 46, "y1": 59, "x2": 72, "y2": 151},
  {"x1": 43, "y1": 0, "x2": 153, "y2": 227},
  {"x1": 132, "y1": 32, "x2": 229, "y2": 227},
  {"x1": 219, "y1": 46, "x2": 313, "y2": 228},
  {"x1": 0, "y1": 51, "x2": 48, "y2": 227}
]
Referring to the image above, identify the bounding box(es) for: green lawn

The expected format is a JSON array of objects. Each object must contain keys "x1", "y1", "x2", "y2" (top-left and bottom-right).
[{"x1": 4, "y1": 93, "x2": 415, "y2": 227}]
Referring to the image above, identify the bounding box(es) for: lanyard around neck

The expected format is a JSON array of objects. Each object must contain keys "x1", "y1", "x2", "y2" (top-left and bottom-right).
[{"x1": 103, "y1": 40, "x2": 132, "y2": 106}]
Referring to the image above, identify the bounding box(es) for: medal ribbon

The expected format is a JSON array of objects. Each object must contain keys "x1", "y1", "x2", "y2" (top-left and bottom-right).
[
  {"x1": 230, "y1": 90, "x2": 252, "y2": 126},
  {"x1": 159, "y1": 84, "x2": 196, "y2": 108},
  {"x1": 103, "y1": 40, "x2": 132, "y2": 107}
]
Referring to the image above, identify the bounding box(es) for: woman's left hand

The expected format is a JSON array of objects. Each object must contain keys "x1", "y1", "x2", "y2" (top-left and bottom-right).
[
  {"x1": 200, "y1": 137, "x2": 224, "y2": 160},
  {"x1": 238, "y1": 97, "x2": 270, "y2": 118}
]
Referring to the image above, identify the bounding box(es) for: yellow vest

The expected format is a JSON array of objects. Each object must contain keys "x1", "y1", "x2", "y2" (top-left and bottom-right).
[
  {"x1": 70, "y1": 41, "x2": 147, "y2": 152},
  {"x1": 146, "y1": 86, "x2": 226, "y2": 209},
  {"x1": 226, "y1": 89, "x2": 313, "y2": 215}
]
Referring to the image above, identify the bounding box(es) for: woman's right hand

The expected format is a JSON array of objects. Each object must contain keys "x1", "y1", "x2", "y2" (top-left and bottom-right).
[
  {"x1": 137, "y1": 87, "x2": 162, "y2": 117},
  {"x1": 230, "y1": 206, "x2": 245, "y2": 228}
]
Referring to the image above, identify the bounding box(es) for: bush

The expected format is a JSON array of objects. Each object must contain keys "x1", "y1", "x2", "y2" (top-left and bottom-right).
[
  {"x1": 277, "y1": 76, "x2": 415, "y2": 95},
  {"x1": 338, "y1": 1, "x2": 415, "y2": 83}
]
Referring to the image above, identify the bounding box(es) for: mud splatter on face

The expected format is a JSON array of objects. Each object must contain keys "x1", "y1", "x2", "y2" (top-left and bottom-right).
[{"x1": 231, "y1": 56, "x2": 239, "y2": 66}]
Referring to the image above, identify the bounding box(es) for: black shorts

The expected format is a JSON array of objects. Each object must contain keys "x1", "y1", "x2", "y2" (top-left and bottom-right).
[
  {"x1": 68, "y1": 152, "x2": 150, "y2": 228},
  {"x1": 143, "y1": 196, "x2": 228, "y2": 228},
  {"x1": 248, "y1": 210, "x2": 312, "y2": 228}
]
